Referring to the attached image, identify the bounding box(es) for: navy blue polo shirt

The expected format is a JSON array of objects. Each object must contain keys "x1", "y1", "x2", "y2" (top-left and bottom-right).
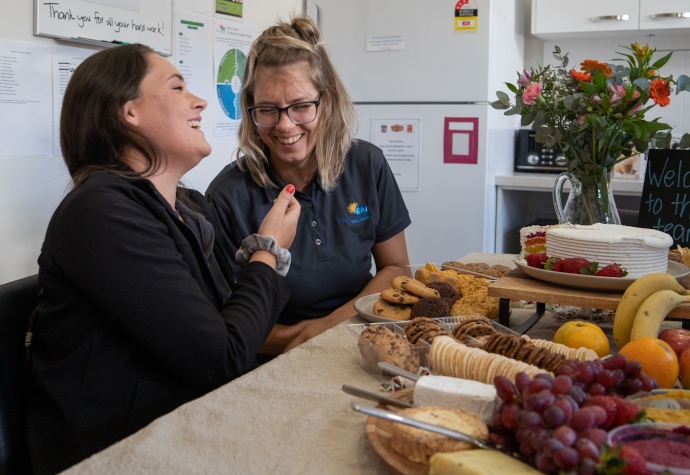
[{"x1": 206, "y1": 139, "x2": 411, "y2": 325}]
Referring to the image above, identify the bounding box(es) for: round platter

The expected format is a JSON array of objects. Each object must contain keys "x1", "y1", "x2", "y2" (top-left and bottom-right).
[
  {"x1": 354, "y1": 293, "x2": 411, "y2": 323},
  {"x1": 515, "y1": 260, "x2": 690, "y2": 292}
]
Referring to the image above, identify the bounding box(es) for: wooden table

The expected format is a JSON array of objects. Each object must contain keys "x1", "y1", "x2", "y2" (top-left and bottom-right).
[{"x1": 488, "y1": 266, "x2": 690, "y2": 333}]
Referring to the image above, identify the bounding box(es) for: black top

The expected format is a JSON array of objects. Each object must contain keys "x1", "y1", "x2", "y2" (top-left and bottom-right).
[
  {"x1": 26, "y1": 173, "x2": 290, "y2": 474},
  {"x1": 206, "y1": 139, "x2": 411, "y2": 325}
]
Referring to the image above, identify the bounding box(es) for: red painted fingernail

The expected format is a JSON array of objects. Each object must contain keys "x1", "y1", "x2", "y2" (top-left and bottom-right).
[{"x1": 286, "y1": 184, "x2": 295, "y2": 194}]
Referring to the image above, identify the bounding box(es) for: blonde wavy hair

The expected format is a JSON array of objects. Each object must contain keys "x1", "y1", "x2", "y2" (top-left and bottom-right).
[{"x1": 235, "y1": 16, "x2": 358, "y2": 192}]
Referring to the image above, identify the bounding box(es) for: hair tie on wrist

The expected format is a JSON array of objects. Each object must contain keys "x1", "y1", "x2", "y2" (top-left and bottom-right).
[{"x1": 236, "y1": 234, "x2": 291, "y2": 277}]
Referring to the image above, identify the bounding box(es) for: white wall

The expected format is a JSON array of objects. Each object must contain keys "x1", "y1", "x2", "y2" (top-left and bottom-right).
[{"x1": 0, "y1": 1, "x2": 303, "y2": 284}]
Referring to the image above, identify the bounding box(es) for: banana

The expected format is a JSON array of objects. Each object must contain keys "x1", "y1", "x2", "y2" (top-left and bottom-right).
[
  {"x1": 630, "y1": 289, "x2": 690, "y2": 341},
  {"x1": 613, "y1": 272, "x2": 689, "y2": 349}
]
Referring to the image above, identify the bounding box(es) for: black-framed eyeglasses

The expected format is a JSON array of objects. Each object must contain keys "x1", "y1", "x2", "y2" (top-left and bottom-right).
[{"x1": 248, "y1": 94, "x2": 322, "y2": 128}]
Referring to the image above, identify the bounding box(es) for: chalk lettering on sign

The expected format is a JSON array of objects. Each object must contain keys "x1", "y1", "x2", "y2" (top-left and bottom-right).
[{"x1": 638, "y1": 149, "x2": 690, "y2": 247}]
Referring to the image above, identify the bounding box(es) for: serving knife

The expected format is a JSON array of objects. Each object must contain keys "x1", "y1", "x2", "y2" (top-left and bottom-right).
[
  {"x1": 341, "y1": 384, "x2": 414, "y2": 408},
  {"x1": 377, "y1": 362, "x2": 421, "y2": 381},
  {"x1": 351, "y1": 402, "x2": 493, "y2": 450}
]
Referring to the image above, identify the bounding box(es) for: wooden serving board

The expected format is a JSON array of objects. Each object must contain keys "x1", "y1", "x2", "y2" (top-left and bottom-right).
[
  {"x1": 488, "y1": 268, "x2": 690, "y2": 320},
  {"x1": 364, "y1": 388, "x2": 427, "y2": 475}
]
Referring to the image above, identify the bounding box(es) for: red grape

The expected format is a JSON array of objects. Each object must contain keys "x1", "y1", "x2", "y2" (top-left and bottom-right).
[
  {"x1": 552, "y1": 425, "x2": 577, "y2": 447},
  {"x1": 570, "y1": 408, "x2": 595, "y2": 432},
  {"x1": 553, "y1": 446, "x2": 579, "y2": 470},
  {"x1": 494, "y1": 375, "x2": 518, "y2": 401},
  {"x1": 603, "y1": 353, "x2": 626, "y2": 371}
]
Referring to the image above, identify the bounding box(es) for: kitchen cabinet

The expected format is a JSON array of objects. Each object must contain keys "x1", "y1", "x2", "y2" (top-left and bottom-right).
[
  {"x1": 639, "y1": 0, "x2": 690, "y2": 32},
  {"x1": 532, "y1": 0, "x2": 690, "y2": 39}
]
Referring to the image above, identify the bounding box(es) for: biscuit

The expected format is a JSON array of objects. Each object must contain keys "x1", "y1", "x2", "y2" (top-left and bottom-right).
[
  {"x1": 401, "y1": 278, "x2": 440, "y2": 298},
  {"x1": 391, "y1": 275, "x2": 408, "y2": 290},
  {"x1": 424, "y1": 281, "x2": 459, "y2": 300},
  {"x1": 410, "y1": 297, "x2": 450, "y2": 319},
  {"x1": 358, "y1": 325, "x2": 420, "y2": 373},
  {"x1": 381, "y1": 288, "x2": 420, "y2": 305},
  {"x1": 372, "y1": 298, "x2": 412, "y2": 321},
  {"x1": 390, "y1": 406, "x2": 489, "y2": 463}
]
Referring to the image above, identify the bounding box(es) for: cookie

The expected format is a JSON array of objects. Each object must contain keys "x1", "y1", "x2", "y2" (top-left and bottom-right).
[
  {"x1": 372, "y1": 298, "x2": 412, "y2": 321},
  {"x1": 391, "y1": 275, "x2": 409, "y2": 290},
  {"x1": 358, "y1": 325, "x2": 420, "y2": 373},
  {"x1": 410, "y1": 297, "x2": 450, "y2": 319},
  {"x1": 424, "y1": 281, "x2": 459, "y2": 300},
  {"x1": 401, "y1": 278, "x2": 440, "y2": 298},
  {"x1": 381, "y1": 288, "x2": 421, "y2": 305}
]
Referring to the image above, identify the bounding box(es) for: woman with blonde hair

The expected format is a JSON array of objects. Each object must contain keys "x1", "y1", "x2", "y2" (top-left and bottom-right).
[{"x1": 207, "y1": 16, "x2": 411, "y2": 356}]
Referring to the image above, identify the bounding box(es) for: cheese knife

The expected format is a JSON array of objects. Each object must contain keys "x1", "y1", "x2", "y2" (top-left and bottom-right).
[
  {"x1": 351, "y1": 402, "x2": 493, "y2": 450},
  {"x1": 341, "y1": 384, "x2": 414, "y2": 408},
  {"x1": 377, "y1": 361, "x2": 421, "y2": 381}
]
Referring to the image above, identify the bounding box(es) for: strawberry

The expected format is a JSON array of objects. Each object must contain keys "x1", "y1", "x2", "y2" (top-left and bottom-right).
[
  {"x1": 618, "y1": 445, "x2": 647, "y2": 475},
  {"x1": 612, "y1": 398, "x2": 645, "y2": 427},
  {"x1": 597, "y1": 443, "x2": 646, "y2": 475},
  {"x1": 526, "y1": 252, "x2": 548, "y2": 268},
  {"x1": 583, "y1": 395, "x2": 618, "y2": 429},
  {"x1": 595, "y1": 263, "x2": 628, "y2": 278},
  {"x1": 561, "y1": 257, "x2": 597, "y2": 275},
  {"x1": 544, "y1": 257, "x2": 563, "y2": 272}
]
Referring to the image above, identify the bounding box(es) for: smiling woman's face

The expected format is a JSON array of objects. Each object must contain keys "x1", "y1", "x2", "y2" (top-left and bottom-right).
[
  {"x1": 123, "y1": 53, "x2": 211, "y2": 172},
  {"x1": 252, "y1": 61, "x2": 321, "y2": 169}
]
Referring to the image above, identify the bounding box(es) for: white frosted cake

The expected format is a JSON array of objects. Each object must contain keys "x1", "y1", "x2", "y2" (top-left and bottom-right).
[{"x1": 545, "y1": 224, "x2": 673, "y2": 278}]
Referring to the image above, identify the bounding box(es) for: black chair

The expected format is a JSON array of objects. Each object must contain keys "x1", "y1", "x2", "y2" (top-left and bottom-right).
[{"x1": 0, "y1": 275, "x2": 39, "y2": 475}]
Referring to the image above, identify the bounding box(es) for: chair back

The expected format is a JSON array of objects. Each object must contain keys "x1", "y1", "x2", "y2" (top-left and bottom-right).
[{"x1": 0, "y1": 275, "x2": 39, "y2": 475}]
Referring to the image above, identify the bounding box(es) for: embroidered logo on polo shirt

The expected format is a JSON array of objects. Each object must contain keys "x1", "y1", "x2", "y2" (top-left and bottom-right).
[{"x1": 338, "y1": 201, "x2": 370, "y2": 224}]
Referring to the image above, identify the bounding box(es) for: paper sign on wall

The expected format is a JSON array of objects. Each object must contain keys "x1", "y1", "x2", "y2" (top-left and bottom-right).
[
  {"x1": 372, "y1": 118, "x2": 421, "y2": 191},
  {"x1": 443, "y1": 117, "x2": 478, "y2": 164},
  {"x1": 455, "y1": 0, "x2": 478, "y2": 32}
]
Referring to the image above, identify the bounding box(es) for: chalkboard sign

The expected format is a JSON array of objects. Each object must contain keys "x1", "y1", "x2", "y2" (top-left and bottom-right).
[
  {"x1": 34, "y1": 0, "x2": 172, "y2": 56},
  {"x1": 638, "y1": 148, "x2": 690, "y2": 247}
]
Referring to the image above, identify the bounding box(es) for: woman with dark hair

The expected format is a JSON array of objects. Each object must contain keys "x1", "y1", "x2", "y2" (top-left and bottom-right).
[
  {"x1": 206, "y1": 16, "x2": 411, "y2": 356},
  {"x1": 25, "y1": 44, "x2": 300, "y2": 474}
]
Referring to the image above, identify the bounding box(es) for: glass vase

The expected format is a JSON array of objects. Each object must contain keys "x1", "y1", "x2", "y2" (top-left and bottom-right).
[{"x1": 553, "y1": 166, "x2": 621, "y2": 225}]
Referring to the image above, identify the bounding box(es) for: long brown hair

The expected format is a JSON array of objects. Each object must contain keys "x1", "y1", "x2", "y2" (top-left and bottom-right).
[
  {"x1": 60, "y1": 44, "x2": 164, "y2": 187},
  {"x1": 236, "y1": 16, "x2": 358, "y2": 192}
]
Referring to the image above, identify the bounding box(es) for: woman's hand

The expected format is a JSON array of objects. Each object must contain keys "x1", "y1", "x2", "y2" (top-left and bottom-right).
[{"x1": 258, "y1": 184, "x2": 300, "y2": 249}]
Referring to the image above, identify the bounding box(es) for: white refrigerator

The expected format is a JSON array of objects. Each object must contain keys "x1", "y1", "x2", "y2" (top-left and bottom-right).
[{"x1": 310, "y1": 0, "x2": 525, "y2": 265}]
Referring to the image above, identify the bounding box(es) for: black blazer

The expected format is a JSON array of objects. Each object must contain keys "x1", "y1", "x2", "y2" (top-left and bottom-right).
[{"x1": 26, "y1": 173, "x2": 289, "y2": 474}]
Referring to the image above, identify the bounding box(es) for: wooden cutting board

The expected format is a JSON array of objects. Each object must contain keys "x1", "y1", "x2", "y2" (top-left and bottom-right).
[{"x1": 488, "y1": 268, "x2": 690, "y2": 320}]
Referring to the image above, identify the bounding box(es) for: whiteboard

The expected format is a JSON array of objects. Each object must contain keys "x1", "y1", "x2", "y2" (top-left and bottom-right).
[{"x1": 34, "y1": 0, "x2": 173, "y2": 56}]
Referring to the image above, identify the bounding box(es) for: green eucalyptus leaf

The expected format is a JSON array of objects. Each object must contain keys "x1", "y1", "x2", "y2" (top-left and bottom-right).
[
  {"x1": 679, "y1": 133, "x2": 690, "y2": 149},
  {"x1": 676, "y1": 75, "x2": 690, "y2": 94}
]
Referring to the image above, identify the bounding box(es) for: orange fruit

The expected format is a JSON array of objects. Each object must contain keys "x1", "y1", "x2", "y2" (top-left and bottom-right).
[
  {"x1": 553, "y1": 320, "x2": 610, "y2": 358},
  {"x1": 618, "y1": 337, "x2": 679, "y2": 389}
]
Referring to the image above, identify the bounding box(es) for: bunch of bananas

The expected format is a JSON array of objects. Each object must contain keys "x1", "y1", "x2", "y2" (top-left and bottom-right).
[{"x1": 613, "y1": 273, "x2": 690, "y2": 349}]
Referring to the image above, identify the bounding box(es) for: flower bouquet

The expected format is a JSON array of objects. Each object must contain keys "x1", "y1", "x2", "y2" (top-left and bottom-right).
[{"x1": 492, "y1": 43, "x2": 690, "y2": 224}]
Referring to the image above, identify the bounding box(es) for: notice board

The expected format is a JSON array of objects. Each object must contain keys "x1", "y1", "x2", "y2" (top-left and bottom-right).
[
  {"x1": 34, "y1": 0, "x2": 173, "y2": 56},
  {"x1": 638, "y1": 149, "x2": 690, "y2": 247}
]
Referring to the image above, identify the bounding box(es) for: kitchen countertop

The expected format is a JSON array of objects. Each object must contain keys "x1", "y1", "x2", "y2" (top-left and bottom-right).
[{"x1": 495, "y1": 173, "x2": 644, "y2": 196}]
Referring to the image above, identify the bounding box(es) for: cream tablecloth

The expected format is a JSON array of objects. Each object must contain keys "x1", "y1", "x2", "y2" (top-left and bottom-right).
[{"x1": 60, "y1": 253, "x2": 683, "y2": 474}]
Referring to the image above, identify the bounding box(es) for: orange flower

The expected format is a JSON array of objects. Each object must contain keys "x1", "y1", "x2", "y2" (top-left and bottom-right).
[
  {"x1": 650, "y1": 78, "x2": 671, "y2": 107},
  {"x1": 571, "y1": 69, "x2": 591, "y2": 83},
  {"x1": 580, "y1": 60, "x2": 613, "y2": 78}
]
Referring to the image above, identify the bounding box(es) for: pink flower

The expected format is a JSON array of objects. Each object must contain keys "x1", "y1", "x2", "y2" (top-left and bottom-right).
[
  {"x1": 627, "y1": 102, "x2": 644, "y2": 115},
  {"x1": 522, "y1": 83, "x2": 543, "y2": 105},
  {"x1": 517, "y1": 70, "x2": 532, "y2": 87},
  {"x1": 590, "y1": 94, "x2": 602, "y2": 104},
  {"x1": 609, "y1": 83, "x2": 626, "y2": 106}
]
